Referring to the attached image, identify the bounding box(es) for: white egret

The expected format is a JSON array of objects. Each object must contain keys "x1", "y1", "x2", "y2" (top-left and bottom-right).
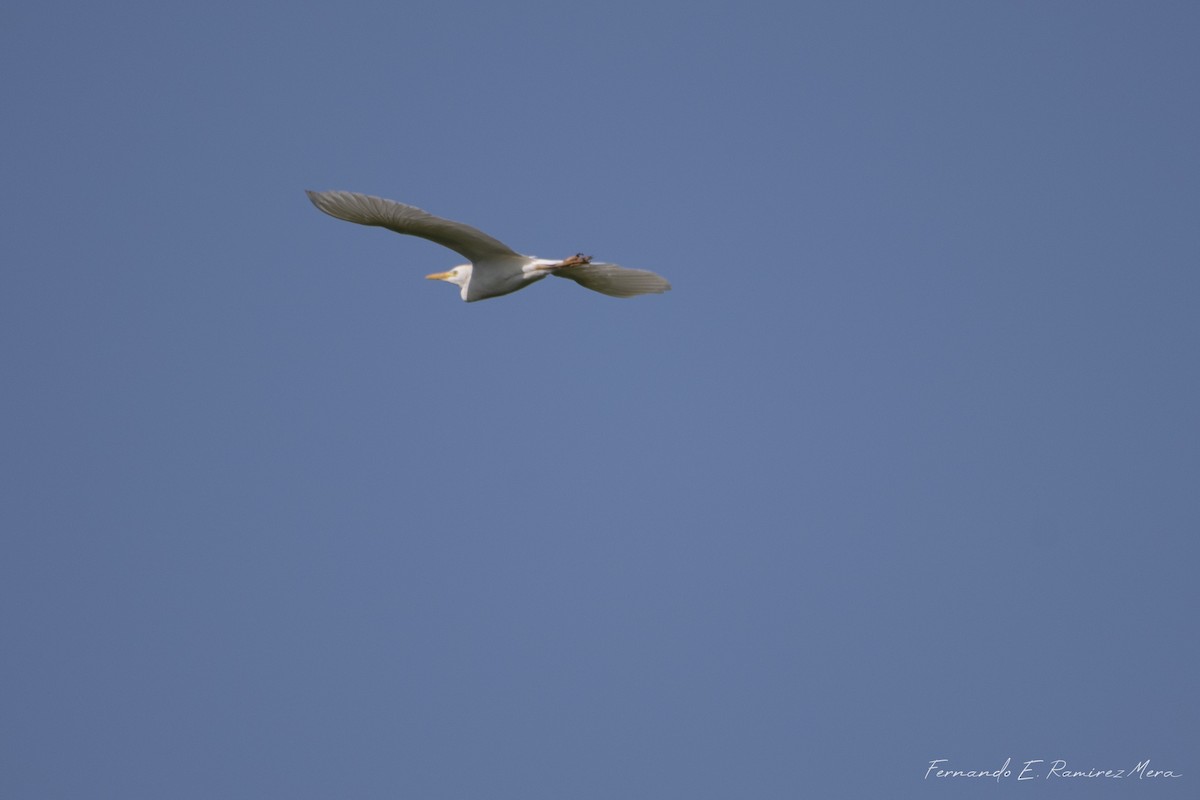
[{"x1": 306, "y1": 190, "x2": 671, "y2": 302}]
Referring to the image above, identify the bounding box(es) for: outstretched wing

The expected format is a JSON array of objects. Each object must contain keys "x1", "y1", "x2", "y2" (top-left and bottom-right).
[
  {"x1": 306, "y1": 190, "x2": 522, "y2": 263},
  {"x1": 552, "y1": 262, "x2": 672, "y2": 298}
]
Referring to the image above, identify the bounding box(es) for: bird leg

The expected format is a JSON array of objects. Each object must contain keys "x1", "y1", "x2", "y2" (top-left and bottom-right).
[{"x1": 551, "y1": 253, "x2": 592, "y2": 269}]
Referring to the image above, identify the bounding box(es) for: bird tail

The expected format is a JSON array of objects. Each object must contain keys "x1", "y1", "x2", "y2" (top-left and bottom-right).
[{"x1": 551, "y1": 262, "x2": 671, "y2": 298}]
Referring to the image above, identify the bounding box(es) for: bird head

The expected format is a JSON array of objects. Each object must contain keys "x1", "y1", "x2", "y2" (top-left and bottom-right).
[{"x1": 425, "y1": 264, "x2": 472, "y2": 299}]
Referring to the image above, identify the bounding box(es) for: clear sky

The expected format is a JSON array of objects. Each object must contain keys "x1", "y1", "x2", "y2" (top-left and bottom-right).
[{"x1": 2, "y1": 2, "x2": 1197, "y2": 797}]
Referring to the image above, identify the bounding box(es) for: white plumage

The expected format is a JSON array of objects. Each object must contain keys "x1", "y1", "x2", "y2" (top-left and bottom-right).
[{"x1": 306, "y1": 190, "x2": 671, "y2": 303}]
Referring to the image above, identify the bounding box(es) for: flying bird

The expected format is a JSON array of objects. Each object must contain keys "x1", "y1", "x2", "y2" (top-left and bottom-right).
[{"x1": 306, "y1": 190, "x2": 671, "y2": 303}]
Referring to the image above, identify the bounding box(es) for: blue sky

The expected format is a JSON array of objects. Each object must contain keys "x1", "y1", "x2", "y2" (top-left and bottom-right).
[{"x1": 2, "y1": 2, "x2": 1197, "y2": 797}]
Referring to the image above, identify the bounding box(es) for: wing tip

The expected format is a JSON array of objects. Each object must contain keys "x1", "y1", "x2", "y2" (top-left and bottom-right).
[
  {"x1": 306, "y1": 189, "x2": 378, "y2": 225},
  {"x1": 305, "y1": 188, "x2": 339, "y2": 213}
]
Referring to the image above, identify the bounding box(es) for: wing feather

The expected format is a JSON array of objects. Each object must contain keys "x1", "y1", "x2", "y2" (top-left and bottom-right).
[
  {"x1": 306, "y1": 190, "x2": 521, "y2": 263},
  {"x1": 552, "y1": 262, "x2": 672, "y2": 298}
]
